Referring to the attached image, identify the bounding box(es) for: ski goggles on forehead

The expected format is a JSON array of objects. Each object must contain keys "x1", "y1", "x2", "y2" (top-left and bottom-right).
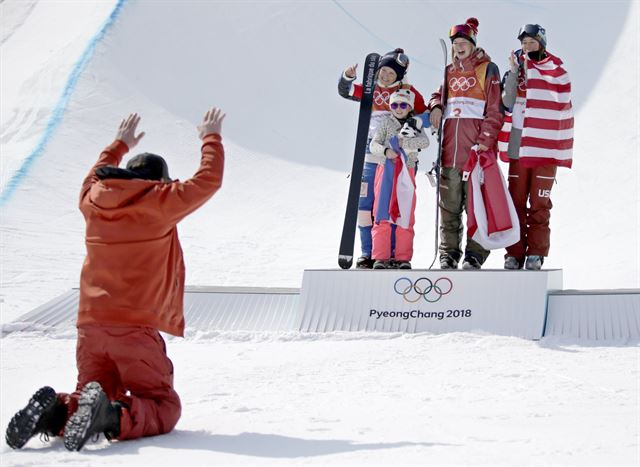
[
  {"x1": 518, "y1": 24, "x2": 544, "y2": 40},
  {"x1": 449, "y1": 24, "x2": 475, "y2": 40},
  {"x1": 394, "y1": 53, "x2": 409, "y2": 67},
  {"x1": 390, "y1": 102, "x2": 410, "y2": 110}
]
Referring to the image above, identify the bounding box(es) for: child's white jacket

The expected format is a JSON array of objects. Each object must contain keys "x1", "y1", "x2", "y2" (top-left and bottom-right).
[{"x1": 369, "y1": 115, "x2": 429, "y2": 168}]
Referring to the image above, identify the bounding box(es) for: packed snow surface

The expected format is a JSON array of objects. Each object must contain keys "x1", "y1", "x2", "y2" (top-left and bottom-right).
[{"x1": 1, "y1": 330, "x2": 638, "y2": 466}]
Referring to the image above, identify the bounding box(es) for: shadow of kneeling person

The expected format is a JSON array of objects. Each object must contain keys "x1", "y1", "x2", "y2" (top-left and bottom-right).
[{"x1": 97, "y1": 430, "x2": 455, "y2": 458}]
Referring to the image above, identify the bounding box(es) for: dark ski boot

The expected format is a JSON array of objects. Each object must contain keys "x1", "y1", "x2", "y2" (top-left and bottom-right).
[
  {"x1": 356, "y1": 256, "x2": 374, "y2": 269},
  {"x1": 5, "y1": 386, "x2": 66, "y2": 449},
  {"x1": 462, "y1": 254, "x2": 482, "y2": 270},
  {"x1": 63, "y1": 382, "x2": 121, "y2": 451},
  {"x1": 504, "y1": 256, "x2": 522, "y2": 270},
  {"x1": 373, "y1": 259, "x2": 392, "y2": 269},
  {"x1": 439, "y1": 253, "x2": 459, "y2": 270}
]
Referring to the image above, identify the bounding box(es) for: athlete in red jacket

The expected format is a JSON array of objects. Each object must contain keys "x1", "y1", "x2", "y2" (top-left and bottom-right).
[{"x1": 428, "y1": 18, "x2": 504, "y2": 270}]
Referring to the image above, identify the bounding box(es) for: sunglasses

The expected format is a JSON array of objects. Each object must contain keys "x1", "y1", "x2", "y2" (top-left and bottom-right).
[{"x1": 390, "y1": 102, "x2": 410, "y2": 110}]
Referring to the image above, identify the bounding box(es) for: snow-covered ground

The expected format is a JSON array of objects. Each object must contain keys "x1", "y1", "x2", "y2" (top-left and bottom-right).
[
  {"x1": 2, "y1": 331, "x2": 639, "y2": 466},
  {"x1": 1, "y1": 1, "x2": 639, "y2": 465}
]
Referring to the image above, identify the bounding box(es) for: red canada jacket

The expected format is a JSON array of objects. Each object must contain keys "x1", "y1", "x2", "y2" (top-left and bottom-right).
[
  {"x1": 428, "y1": 49, "x2": 503, "y2": 169},
  {"x1": 77, "y1": 134, "x2": 224, "y2": 337}
]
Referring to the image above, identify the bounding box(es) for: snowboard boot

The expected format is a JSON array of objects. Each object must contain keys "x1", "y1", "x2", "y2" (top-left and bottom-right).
[
  {"x1": 462, "y1": 254, "x2": 482, "y2": 270},
  {"x1": 525, "y1": 255, "x2": 544, "y2": 270},
  {"x1": 439, "y1": 252, "x2": 459, "y2": 270},
  {"x1": 63, "y1": 382, "x2": 121, "y2": 451},
  {"x1": 356, "y1": 256, "x2": 374, "y2": 269},
  {"x1": 373, "y1": 259, "x2": 392, "y2": 269},
  {"x1": 504, "y1": 256, "x2": 522, "y2": 270},
  {"x1": 5, "y1": 386, "x2": 66, "y2": 449},
  {"x1": 396, "y1": 261, "x2": 412, "y2": 269}
]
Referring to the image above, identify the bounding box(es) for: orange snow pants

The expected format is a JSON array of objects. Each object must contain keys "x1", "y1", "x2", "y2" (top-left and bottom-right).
[
  {"x1": 57, "y1": 324, "x2": 181, "y2": 440},
  {"x1": 505, "y1": 160, "x2": 557, "y2": 261}
]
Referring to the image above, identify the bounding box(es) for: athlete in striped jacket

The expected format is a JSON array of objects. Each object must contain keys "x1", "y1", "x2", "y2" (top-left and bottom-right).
[{"x1": 500, "y1": 24, "x2": 573, "y2": 271}]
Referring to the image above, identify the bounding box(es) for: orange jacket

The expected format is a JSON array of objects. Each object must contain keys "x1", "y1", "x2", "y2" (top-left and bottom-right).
[{"x1": 77, "y1": 134, "x2": 224, "y2": 336}]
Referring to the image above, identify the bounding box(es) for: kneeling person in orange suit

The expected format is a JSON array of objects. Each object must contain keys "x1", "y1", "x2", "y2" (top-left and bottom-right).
[{"x1": 6, "y1": 108, "x2": 226, "y2": 451}]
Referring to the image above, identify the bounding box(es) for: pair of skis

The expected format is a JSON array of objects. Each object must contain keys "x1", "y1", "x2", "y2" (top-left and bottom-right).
[{"x1": 338, "y1": 40, "x2": 449, "y2": 270}]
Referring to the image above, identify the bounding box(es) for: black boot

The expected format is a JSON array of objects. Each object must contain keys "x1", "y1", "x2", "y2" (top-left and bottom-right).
[
  {"x1": 5, "y1": 386, "x2": 66, "y2": 449},
  {"x1": 356, "y1": 256, "x2": 374, "y2": 269},
  {"x1": 439, "y1": 252, "x2": 460, "y2": 270},
  {"x1": 63, "y1": 382, "x2": 121, "y2": 451},
  {"x1": 372, "y1": 259, "x2": 392, "y2": 269},
  {"x1": 462, "y1": 253, "x2": 482, "y2": 270}
]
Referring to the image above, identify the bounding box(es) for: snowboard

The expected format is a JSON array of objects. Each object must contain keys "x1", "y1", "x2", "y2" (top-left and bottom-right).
[{"x1": 338, "y1": 52, "x2": 380, "y2": 269}]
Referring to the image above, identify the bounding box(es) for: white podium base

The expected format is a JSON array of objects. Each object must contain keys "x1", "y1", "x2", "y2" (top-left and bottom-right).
[
  {"x1": 298, "y1": 269, "x2": 563, "y2": 339},
  {"x1": 545, "y1": 289, "x2": 640, "y2": 340}
]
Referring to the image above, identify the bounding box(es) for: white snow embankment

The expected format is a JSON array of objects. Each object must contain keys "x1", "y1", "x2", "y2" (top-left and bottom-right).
[{"x1": 1, "y1": 0, "x2": 120, "y2": 192}]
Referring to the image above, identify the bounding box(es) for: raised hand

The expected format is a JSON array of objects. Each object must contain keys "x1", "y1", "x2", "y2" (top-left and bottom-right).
[
  {"x1": 509, "y1": 50, "x2": 518, "y2": 72},
  {"x1": 115, "y1": 113, "x2": 145, "y2": 149},
  {"x1": 345, "y1": 63, "x2": 358, "y2": 79},
  {"x1": 197, "y1": 107, "x2": 226, "y2": 140}
]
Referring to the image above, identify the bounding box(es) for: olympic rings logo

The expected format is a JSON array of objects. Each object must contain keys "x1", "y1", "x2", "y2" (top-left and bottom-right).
[
  {"x1": 374, "y1": 90, "x2": 390, "y2": 106},
  {"x1": 394, "y1": 277, "x2": 453, "y2": 303},
  {"x1": 449, "y1": 76, "x2": 476, "y2": 92}
]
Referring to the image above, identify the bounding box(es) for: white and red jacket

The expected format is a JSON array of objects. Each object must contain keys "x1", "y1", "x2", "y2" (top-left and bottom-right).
[
  {"x1": 338, "y1": 73, "x2": 427, "y2": 163},
  {"x1": 498, "y1": 51, "x2": 573, "y2": 168}
]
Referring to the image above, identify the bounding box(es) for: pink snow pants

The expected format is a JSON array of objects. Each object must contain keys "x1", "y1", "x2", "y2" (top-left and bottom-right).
[
  {"x1": 57, "y1": 324, "x2": 181, "y2": 440},
  {"x1": 371, "y1": 165, "x2": 416, "y2": 261}
]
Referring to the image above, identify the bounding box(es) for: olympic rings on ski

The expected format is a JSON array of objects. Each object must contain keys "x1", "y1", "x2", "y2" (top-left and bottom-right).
[{"x1": 393, "y1": 277, "x2": 453, "y2": 303}]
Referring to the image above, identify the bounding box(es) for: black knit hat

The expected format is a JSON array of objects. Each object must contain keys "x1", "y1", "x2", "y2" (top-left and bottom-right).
[
  {"x1": 378, "y1": 48, "x2": 409, "y2": 82},
  {"x1": 96, "y1": 153, "x2": 172, "y2": 182}
]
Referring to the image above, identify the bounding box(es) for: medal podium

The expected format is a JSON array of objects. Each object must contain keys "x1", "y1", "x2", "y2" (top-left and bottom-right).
[{"x1": 297, "y1": 269, "x2": 563, "y2": 339}]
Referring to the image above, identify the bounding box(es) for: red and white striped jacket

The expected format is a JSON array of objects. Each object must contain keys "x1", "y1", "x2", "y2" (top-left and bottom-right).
[{"x1": 498, "y1": 51, "x2": 573, "y2": 168}]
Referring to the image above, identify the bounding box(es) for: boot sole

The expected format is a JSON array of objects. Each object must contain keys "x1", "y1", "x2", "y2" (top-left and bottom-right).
[
  {"x1": 63, "y1": 382, "x2": 105, "y2": 451},
  {"x1": 5, "y1": 386, "x2": 57, "y2": 449}
]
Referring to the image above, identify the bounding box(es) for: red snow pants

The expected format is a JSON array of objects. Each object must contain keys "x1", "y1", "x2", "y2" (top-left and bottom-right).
[
  {"x1": 57, "y1": 324, "x2": 181, "y2": 440},
  {"x1": 505, "y1": 160, "x2": 557, "y2": 260}
]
